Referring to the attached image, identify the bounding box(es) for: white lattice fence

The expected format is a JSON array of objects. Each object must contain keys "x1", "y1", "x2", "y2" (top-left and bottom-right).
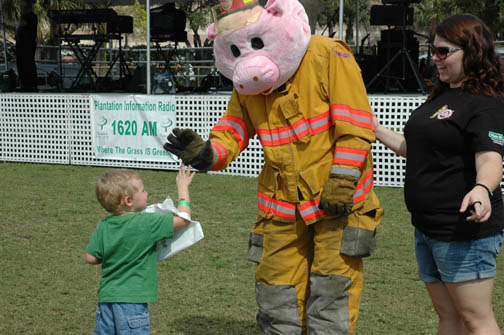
[
  {"x1": 0, "y1": 93, "x2": 426, "y2": 186},
  {"x1": 371, "y1": 95, "x2": 426, "y2": 187},
  {"x1": 0, "y1": 94, "x2": 70, "y2": 164}
]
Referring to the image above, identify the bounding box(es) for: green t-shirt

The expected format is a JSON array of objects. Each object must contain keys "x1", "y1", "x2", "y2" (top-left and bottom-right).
[{"x1": 87, "y1": 212, "x2": 174, "y2": 303}]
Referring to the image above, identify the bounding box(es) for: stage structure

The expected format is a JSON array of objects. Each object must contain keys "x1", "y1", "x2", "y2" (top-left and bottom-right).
[
  {"x1": 364, "y1": 0, "x2": 426, "y2": 94},
  {"x1": 151, "y1": 2, "x2": 187, "y2": 72},
  {"x1": 79, "y1": 0, "x2": 189, "y2": 94},
  {"x1": 146, "y1": 3, "x2": 188, "y2": 93},
  {"x1": 48, "y1": 8, "x2": 133, "y2": 92}
]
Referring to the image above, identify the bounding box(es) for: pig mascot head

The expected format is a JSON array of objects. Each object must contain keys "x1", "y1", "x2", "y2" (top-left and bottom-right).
[{"x1": 207, "y1": 0, "x2": 311, "y2": 95}]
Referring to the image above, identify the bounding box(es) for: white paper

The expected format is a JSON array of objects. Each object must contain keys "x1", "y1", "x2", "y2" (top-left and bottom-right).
[{"x1": 142, "y1": 196, "x2": 204, "y2": 261}]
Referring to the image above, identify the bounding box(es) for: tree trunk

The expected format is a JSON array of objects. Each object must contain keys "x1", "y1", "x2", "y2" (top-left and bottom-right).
[
  {"x1": 328, "y1": 25, "x2": 335, "y2": 38},
  {"x1": 345, "y1": 21, "x2": 354, "y2": 43},
  {"x1": 299, "y1": 0, "x2": 325, "y2": 34},
  {"x1": 192, "y1": 30, "x2": 201, "y2": 48}
]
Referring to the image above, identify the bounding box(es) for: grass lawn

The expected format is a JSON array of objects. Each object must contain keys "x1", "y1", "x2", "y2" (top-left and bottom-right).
[{"x1": 0, "y1": 162, "x2": 503, "y2": 334}]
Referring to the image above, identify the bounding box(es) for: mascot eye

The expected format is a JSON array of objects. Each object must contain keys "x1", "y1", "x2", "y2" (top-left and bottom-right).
[
  {"x1": 230, "y1": 45, "x2": 241, "y2": 58},
  {"x1": 251, "y1": 38, "x2": 264, "y2": 50}
]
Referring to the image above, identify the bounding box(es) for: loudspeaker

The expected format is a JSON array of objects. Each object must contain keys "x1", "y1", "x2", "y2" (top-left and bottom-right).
[
  {"x1": 0, "y1": 69, "x2": 17, "y2": 92},
  {"x1": 108, "y1": 16, "x2": 133, "y2": 34},
  {"x1": 370, "y1": 5, "x2": 414, "y2": 26},
  {"x1": 150, "y1": 4, "x2": 186, "y2": 35},
  {"x1": 374, "y1": 29, "x2": 420, "y2": 91},
  {"x1": 380, "y1": 29, "x2": 416, "y2": 43}
]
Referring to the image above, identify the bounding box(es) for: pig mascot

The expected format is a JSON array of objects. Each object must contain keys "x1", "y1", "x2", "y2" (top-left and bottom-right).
[{"x1": 164, "y1": 0, "x2": 383, "y2": 333}]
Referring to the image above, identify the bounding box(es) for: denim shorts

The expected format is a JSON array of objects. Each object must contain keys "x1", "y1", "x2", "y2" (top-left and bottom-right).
[
  {"x1": 414, "y1": 228, "x2": 503, "y2": 283},
  {"x1": 94, "y1": 303, "x2": 150, "y2": 335}
]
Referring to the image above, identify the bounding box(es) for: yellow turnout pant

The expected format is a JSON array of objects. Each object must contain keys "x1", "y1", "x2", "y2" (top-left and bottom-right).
[{"x1": 249, "y1": 214, "x2": 364, "y2": 335}]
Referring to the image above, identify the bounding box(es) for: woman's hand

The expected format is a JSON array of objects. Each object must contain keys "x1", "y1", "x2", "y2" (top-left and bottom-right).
[
  {"x1": 371, "y1": 113, "x2": 407, "y2": 158},
  {"x1": 461, "y1": 150, "x2": 503, "y2": 223},
  {"x1": 459, "y1": 186, "x2": 492, "y2": 223},
  {"x1": 373, "y1": 114, "x2": 380, "y2": 130}
]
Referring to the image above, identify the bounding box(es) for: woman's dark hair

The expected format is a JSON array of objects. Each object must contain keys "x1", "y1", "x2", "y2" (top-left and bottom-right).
[{"x1": 428, "y1": 14, "x2": 504, "y2": 100}]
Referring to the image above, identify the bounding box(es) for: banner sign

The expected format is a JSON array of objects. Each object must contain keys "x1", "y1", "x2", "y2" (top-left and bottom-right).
[{"x1": 91, "y1": 94, "x2": 178, "y2": 162}]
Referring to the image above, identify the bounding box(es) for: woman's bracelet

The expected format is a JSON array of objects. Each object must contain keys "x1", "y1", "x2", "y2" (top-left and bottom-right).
[
  {"x1": 178, "y1": 200, "x2": 192, "y2": 207},
  {"x1": 474, "y1": 183, "x2": 493, "y2": 198}
]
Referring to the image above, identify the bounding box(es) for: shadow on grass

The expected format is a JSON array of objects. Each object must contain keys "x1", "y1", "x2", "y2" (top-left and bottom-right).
[{"x1": 171, "y1": 315, "x2": 259, "y2": 334}]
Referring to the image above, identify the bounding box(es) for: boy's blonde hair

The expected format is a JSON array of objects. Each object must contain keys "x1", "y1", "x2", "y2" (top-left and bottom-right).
[{"x1": 96, "y1": 169, "x2": 142, "y2": 214}]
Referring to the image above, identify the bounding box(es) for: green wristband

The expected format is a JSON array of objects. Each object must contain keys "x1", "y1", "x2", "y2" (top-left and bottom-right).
[{"x1": 178, "y1": 200, "x2": 192, "y2": 207}]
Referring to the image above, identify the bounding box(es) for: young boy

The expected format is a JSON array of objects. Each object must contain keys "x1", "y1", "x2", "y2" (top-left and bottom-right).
[{"x1": 86, "y1": 164, "x2": 195, "y2": 335}]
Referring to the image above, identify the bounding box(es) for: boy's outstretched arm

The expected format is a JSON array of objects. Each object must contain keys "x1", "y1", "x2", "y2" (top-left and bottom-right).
[
  {"x1": 173, "y1": 163, "x2": 196, "y2": 229},
  {"x1": 86, "y1": 252, "x2": 101, "y2": 265}
]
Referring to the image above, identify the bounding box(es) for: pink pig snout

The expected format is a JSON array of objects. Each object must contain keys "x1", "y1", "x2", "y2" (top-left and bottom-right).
[{"x1": 232, "y1": 56, "x2": 280, "y2": 95}]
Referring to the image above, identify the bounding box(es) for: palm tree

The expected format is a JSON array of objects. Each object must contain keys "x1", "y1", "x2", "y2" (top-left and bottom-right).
[
  {"x1": 37, "y1": 0, "x2": 85, "y2": 60},
  {"x1": 1, "y1": 0, "x2": 83, "y2": 40},
  {"x1": 0, "y1": 0, "x2": 85, "y2": 61},
  {"x1": 411, "y1": 0, "x2": 504, "y2": 41}
]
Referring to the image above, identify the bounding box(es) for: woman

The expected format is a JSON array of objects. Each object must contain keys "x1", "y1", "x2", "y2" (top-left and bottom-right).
[{"x1": 374, "y1": 14, "x2": 504, "y2": 334}]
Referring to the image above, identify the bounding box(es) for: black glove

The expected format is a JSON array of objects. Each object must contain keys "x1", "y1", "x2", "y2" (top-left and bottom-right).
[
  {"x1": 319, "y1": 174, "x2": 358, "y2": 216},
  {"x1": 163, "y1": 128, "x2": 214, "y2": 171}
]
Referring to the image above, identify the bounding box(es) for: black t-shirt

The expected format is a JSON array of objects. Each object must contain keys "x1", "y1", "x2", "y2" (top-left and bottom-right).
[{"x1": 404, "y1": 88, "x2": 504, "y2": 241}]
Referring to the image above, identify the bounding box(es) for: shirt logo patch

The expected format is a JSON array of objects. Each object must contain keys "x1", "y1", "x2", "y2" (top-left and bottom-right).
[
  {"x1": 430, "y1": 105, "x2": 454, "y2": 119},
  {"x1": 334, "y1": 50, "x2": 351, "y2": 58},
  {"x1": 489, "y1": 131, "x2": 504, "y2": 146}
]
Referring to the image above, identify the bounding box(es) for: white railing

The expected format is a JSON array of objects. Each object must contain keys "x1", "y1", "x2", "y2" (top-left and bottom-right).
[{"x1": 0, "y1": 92, "x2": 426, "y2": 187}]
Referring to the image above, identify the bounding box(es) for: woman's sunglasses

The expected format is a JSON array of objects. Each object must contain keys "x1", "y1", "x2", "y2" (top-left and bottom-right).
[{"x1": 430, "y1": 46, "x2": 462, "y2": 60}]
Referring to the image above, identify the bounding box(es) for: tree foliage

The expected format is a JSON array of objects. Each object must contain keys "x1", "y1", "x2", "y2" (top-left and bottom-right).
[
  {"x1": 0, "y1": 0, "x2": 84, "y2": 42},
  {"x1": 2, "y1": 0, "x2": 503, "y2": 51},
  {"x1": 412, "y1": 0, "x2": 504, "y2": 41},
  {"x1": 114, "y1": 1, "x2": 146, "y2": 37},
  {"x1": 315, "y1": 0, "x2": 504, "y2": 44},
  {"x1": 317, "y1": 0, "x2": 371, "y2": 43},
  {"x1": 177, "y1": 0, "x2": 216, "y2": 47}
]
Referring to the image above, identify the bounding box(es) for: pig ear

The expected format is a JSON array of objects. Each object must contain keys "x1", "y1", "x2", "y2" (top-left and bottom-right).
[
  {"x1": 207, "y1": 24, "x2": 217, "y2": 41},
  {"x1": 263, "y1": 0, "x2": 285, "y2": 16}
]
